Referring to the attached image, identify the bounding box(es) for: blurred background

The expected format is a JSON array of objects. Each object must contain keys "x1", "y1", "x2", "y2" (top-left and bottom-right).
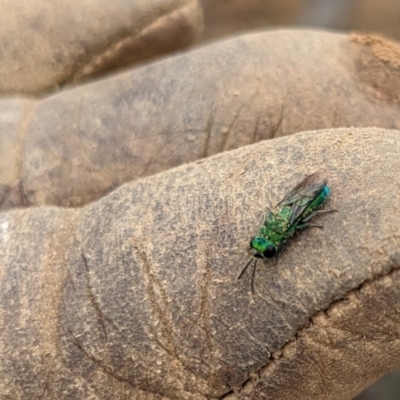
[
  {"x1": 200, "y1": 1, "x2": 400, "y2": 399},
  {"x1": 201, "y1": 0, "x2": 400, "y2": 42}
]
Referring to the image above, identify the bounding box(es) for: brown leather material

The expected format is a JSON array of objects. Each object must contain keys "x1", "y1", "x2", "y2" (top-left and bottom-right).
[
  {"x1": 1, "y1": 127, "x2": 399, "y2": 399},
  {"x1": 1, "y1": 30, "x2": 400, "y2": 211},
  {"x1": 0, "y1": 0, "x2": 204, "y2": 94}
]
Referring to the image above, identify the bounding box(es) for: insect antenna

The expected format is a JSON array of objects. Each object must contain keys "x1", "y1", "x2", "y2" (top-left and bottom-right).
[
  {"x1": 251, "y1": 259, "x2": 258, "y2": 294},
  {"x1": 237, "y1": 258, "x2": 254, "y2": 280}
]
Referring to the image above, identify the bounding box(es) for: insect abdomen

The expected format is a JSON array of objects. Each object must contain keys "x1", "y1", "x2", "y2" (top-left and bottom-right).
[
  {"x1": 313, "y1": 185, "x2": 330, "y2": 209},
  {"x1": 303, "y1": 185, "x2": 330, "y2": 219}
]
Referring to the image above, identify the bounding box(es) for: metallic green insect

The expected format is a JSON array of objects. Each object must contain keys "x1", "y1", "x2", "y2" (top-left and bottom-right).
[{"x1": 238, "y1": 172, "x2": 335, "y2": 293}]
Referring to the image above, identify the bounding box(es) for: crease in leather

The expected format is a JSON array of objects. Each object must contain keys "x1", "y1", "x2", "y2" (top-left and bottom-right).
[
  {"x1": 72, "y1": 1, "x2": 200, "y2": 80},
  {"x1": 229, "y1": 262, "x2": 400, "y2": 397}
]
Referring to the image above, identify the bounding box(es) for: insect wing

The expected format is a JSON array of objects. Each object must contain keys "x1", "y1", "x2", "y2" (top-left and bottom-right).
[{"x1": 276, "y1": 172, "x2": 328, "y2": 225}]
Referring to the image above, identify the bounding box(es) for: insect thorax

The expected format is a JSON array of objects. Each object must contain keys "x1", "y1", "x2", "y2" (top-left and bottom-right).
[{"x1": 258, "y1": 206, "x2": 294, "y2": 246}]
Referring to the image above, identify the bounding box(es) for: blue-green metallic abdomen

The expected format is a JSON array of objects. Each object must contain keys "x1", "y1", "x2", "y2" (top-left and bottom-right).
[{"x1": 300, "y1": 184, "x2": 330, "y2": 220}]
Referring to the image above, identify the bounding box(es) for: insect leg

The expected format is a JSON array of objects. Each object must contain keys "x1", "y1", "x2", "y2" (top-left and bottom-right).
[
  {"x1": 237, "y1": 258, "x2": 253, "y2": 280},
  {"x1": 300, "y1": 209, "x2": 337, "y2": 224},
  {"x1": 297, "y1": 223, "x2": 323, "y2": 229},
  {"x1": 313, "y1": 209, "x2": 338, "y2": 214},
  {"x1": 251, "y1": 259, "x2": 258, "y2": 294}
]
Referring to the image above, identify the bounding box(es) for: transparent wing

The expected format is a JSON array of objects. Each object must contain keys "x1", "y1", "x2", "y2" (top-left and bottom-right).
[{"x1": 276, "y1": 172, "x2": 328, "y2": 225}]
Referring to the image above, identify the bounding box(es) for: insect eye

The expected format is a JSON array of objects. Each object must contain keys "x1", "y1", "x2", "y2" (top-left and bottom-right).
[
  {"x1": 263, "y1": 245, "x2": 276, "y2": 258},
  {"x1": 249, "y1": 237, "x2": 256, "y2": 248}
]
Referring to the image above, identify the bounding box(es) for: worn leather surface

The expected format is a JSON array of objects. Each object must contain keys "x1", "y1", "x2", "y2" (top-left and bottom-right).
[
  {"x1": 1, "y1": 30, "x2": 400, "y2": 211},
  {"x1": 0, "y1": 0, "x2": 203, "y2": 94},
  {"x1": 1, "y1": 127, "x2": 400, "y2": 399}
]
